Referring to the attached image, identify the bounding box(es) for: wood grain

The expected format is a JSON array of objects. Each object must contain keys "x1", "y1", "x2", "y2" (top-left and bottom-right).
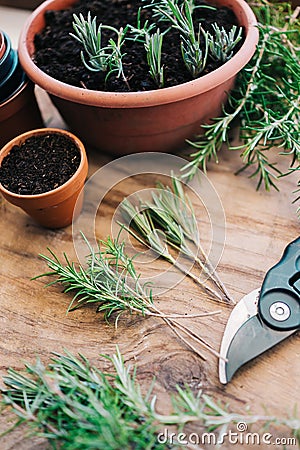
[{"x1": 0, "y1": 92, "x2": 299, "y2": 449}]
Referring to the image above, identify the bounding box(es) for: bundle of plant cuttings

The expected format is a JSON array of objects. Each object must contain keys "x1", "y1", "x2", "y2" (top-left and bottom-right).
[{"x1": 120, "y1": 176, "x2": 234, "y2": 304}]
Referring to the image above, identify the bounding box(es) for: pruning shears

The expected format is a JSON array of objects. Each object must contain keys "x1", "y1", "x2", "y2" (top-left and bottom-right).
[{"x1": 219, "y1": 237, "x2": 300, "y2": 384}]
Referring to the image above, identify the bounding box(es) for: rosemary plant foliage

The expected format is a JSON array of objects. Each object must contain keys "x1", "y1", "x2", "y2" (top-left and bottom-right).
[
  {"x1": 1, "y1": 349, "x2": 299, "y2": 449},
  {"x1": 35, "y1": 236, "x2": 155, "y2": 321},
  {"x1": 1, "y1": 350, "x2": 164, "y2": 450},
  {"x1": 182, "y1": 0, "x2": 300, "y2": 192},
  {"x1": 120, "y1": 176, "x2": 233, "y2": 303},
  {"x1": 32, "y1": 235, "x2": 223, "y2": 360}
]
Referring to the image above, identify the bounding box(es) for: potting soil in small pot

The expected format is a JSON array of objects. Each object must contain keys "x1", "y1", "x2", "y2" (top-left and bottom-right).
[
  {"x1": 0, "y1": 133, "x2": 81, "y2": 195},
  {"x1": 33, "y1": 0, "x2": 245, "y2": 92}
]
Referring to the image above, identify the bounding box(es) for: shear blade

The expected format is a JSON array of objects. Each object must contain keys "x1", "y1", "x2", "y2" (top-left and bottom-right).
[{"x1": 219, "y1": 288, "x2": 294, "y2": 384}]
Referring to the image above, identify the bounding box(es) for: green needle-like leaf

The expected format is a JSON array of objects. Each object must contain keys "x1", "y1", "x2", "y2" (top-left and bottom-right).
[
  {"x1": 182, "y1": 1, "x2": 300, "y2": 196},
  {"x1": 1, "y1": 349, "x2": 299, "y2": 448}
]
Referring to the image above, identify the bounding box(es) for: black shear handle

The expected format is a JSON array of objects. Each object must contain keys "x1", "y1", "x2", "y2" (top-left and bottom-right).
[{"x1": 258, "y1": 237, "x2": 300, "y2": 331}]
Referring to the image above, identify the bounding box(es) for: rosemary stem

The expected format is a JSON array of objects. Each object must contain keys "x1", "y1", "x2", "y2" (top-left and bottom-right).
[
  {"x1": 167, "y1": 318, "x2": 224, "y2": 360},
  {"x1": 167, "y1": 254, "x2": 224, "y2": 302},
  {"x1": 121, "y1": 222, "x2": 225, "y2": 302},
  {"x1": 124, "y1": 276, "x2": 222, "y2": 358},
  {"x1": 162, "y1": 317, "x2": 207, "y2": 360},
  {"x1": 219, "y1": 30, "x2": 270, "y2": 131},
  {"x1": 193, "y1": 254, "x2": 235, "y2": 304},
  {"x1": 169, "y1": 237, "x2": 234, "y2": 303}
]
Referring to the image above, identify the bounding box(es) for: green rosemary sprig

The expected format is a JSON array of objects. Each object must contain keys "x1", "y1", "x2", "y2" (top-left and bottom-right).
[
  {"x1": 106, "y1": 26, "x2": 129, "y2": 85},
  {"x1": 207, "y1": 24, "x2": 243, "y2": 62},
  {"x1": 181, "y1": 1, "x2": 300, "y2": 191},
  {"x1": 146, "y1": 0, "x2": 214, "y2": 24},
  {"x1": 146, "y1": 176, "x2": 234, "y2": 303},
  {"x1": 120, "y1": 198, "x2": 227, "y2": 302},
  {"x1": 70, "y1": 13, "x2": 128, "y2": 86},
  {"x1": 144, "y1": 29, "x2": 165, "y2": 87},
  {"x1": 34, "y1": 235, "x2": 221, "y2": 360},
  {"x1": 1, "y1": 349, "x2": 299, "y2": 448},
  {"x1": 71, "y1": 12, "x2": 108, "y2": 72}
]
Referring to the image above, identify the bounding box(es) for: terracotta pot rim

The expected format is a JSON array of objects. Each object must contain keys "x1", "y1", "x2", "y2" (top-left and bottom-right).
[
  {"x1": 18, "y1": 0, "x2": 259, "y2": 108},
  {"x1": 0, "y1": 127, "x2": 87, "y2": 200}
]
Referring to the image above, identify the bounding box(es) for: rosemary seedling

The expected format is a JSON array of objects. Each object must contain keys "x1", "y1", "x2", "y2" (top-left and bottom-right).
[
  {"x1": 1, "y1": 348, "x2": 299, "y2": 448},
  {"x1": 71, "y1": 12, "x2": 128, "y2": 86},
  {"x1": 146, "y1": 0, "x2": 207, "y2": 24},
  {"x1": 152, "y1": 0, "x2": 208, "y2": 77},
  {"x1": 34, "y1": 235, "x2": 221, "y2": 360},
  {"x1": 182, "y1": 1, "x2": 300, "y2": 192},
  {"x1": 120, "y1": 196, "x2": 229, "y2": 303},
  {"x1": 144, "y1": 29, "x2": 165, "y2": 88},
  {"x1": 207, "y1": 24, "x2": 243, "y2": 62}
]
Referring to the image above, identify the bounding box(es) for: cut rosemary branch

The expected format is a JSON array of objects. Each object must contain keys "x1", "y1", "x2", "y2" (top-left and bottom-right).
[
  {"x1": 1, "y1": 348, "x2": 299, "y2": 449},
  {"x1": 120, "y1": 176, "x2": 233, "y2": 303},
  {"x1": 181, "y1": 1, "x2": 300, "y2": 192},
  {"x1": 34, "y1": 235, "x2": 221, "y2": 360},
  {"x1": 146, "y1": 176, "x2": 234, "y2": 303},
  {"x1": 120, "y1": 198, "x2": 226, "y2": 302}
]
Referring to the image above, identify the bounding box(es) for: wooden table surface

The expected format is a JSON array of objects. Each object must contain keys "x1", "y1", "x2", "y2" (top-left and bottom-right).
[{"x1": 0, "y1": 89, "x2": 299, "y2": 449}]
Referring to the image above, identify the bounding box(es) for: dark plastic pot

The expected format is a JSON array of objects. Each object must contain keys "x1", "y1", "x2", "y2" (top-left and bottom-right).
[
  {"x1": 0, "y1": 128, "x2": 89, "y2": 228},
  {"x1": 0, "y1": 51, "x2": 24, "y2": 103},
  {"x1": 19, "y1": 0, "x2": 259, "y2": 155},
  {"x1": 0, "y1": 79, "x2": 44, "y2": 148}
]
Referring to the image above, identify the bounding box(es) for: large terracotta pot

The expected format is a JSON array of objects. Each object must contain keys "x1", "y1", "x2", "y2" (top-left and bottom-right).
[
  {"x1": 0, "y1": 128, "x2": 88, "y2": 228},
  {"x1": 18, "y1": 0, "x2": 258, "y2": 155}
]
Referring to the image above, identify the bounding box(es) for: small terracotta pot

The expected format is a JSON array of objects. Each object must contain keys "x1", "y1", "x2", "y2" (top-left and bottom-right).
[
  {"x1": 0, "y1": 31, "x2": 5, "y2": 60},
  {"x1": 0, "y1": 79, "x2": 44, "y2": 148},
  {"x1": 0, "y1": 128, "x2": 88, "y2": 228},
  {"x1": 19, "y1": 0, "x2": 258, "y2": 155}
]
